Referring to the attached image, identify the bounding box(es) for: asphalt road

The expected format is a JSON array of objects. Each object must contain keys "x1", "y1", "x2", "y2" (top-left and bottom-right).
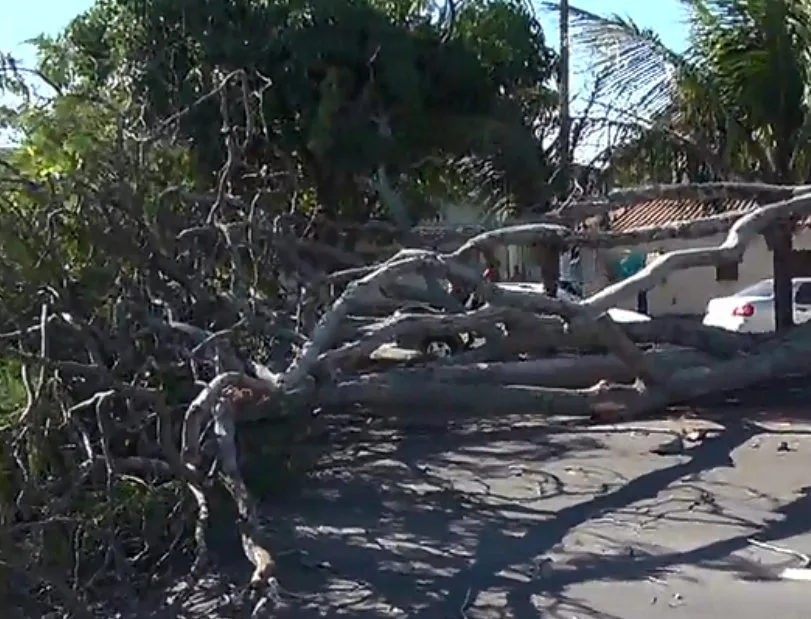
[
  {"x1": 266, "y1": 414, "x2": 811, "y2": 619},
  {"x1": 130, "y1": 402, "x2": 811, "y2": 619}
]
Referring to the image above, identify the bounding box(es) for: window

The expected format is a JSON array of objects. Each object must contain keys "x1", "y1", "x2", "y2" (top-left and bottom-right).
[
  {"x1": 716, "y1": 261, "x2": 739, "y2": 282},
  {"x1": 795, "y1": 282, "x2": 811, "y2": 305}
]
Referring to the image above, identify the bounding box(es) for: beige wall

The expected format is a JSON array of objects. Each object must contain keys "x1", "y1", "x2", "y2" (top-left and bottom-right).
[{"x1": 582, "y1": 228, "x2": 811, "y2": 316}]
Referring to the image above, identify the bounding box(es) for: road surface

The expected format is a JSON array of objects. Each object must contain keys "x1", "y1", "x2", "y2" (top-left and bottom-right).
[{"x1": 136, "y1": 389, "x2": 811, "y2": 619}]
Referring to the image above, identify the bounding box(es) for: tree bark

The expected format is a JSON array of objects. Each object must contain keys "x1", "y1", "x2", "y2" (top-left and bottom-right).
[
  {"x1": 625, "y1": 320, "x2": 811, "y2": 418},
  {"x1": 365, "y1": 348, "x2": 710, "y2": 389},
  {"x1": 318, "y1": 322, "x2": 811, "y2": 422}
]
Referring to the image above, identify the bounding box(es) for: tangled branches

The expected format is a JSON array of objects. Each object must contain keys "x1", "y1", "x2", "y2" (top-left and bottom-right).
[{"x1": 3, "y1": 68, "x2": 811, "y2": 617}]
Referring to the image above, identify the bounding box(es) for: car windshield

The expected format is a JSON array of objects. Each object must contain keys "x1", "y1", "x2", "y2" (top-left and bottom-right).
[{"x1": 736, "y1": 280, "x2": 773, "y2": 297}]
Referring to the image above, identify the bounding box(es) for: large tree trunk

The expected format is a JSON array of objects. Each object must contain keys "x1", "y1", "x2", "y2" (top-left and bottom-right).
[
  {"x1": 315, "y1": 324, "x2": 811, "y2": 421},
  {"x1": 350, "y1": 348, "x2": 709, "y2": 390}
]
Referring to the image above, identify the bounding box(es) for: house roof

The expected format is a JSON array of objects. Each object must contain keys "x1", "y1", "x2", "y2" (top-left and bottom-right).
[{"x1": 608, "y1": 198, "x2": 760, "y2": 232}]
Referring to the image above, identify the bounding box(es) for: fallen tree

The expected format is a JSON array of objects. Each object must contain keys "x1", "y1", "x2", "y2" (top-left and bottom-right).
[{"x1": 4, "y1": 79, "x2": 811, "y2": 619}]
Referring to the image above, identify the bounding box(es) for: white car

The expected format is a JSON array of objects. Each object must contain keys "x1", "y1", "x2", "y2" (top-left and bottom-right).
[{"x1": 702, "y1": 278, "x2": 811, "y2": 332}]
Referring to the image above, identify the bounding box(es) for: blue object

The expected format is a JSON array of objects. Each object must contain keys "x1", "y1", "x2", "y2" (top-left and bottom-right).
[{"x1": 614, "y1": 252, "x2": 646, "y2": 280}]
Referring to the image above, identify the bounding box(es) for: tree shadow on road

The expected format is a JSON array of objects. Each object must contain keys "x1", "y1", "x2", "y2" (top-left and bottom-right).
[
  {"x1": 129, "y1": 412, "x2": 811, "y2": 619},
  {"x1": 260, "y1": 417, "x2": 793, "y2": 619}
]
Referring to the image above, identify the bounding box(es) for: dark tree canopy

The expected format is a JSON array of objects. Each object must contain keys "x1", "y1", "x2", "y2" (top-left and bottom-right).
[{"x1": 33, "y1": 0, "x2": 559, "y2": 222}]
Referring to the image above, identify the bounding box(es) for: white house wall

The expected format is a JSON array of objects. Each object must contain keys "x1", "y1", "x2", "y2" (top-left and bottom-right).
[{"x1": 582, "y1": 228, "x2": 811, "y2": 316}]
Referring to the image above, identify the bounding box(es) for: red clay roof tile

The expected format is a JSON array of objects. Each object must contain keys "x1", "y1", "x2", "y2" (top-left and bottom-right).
[{"x1": 609, "y1": 198, "x2": 759, "y2": 232}]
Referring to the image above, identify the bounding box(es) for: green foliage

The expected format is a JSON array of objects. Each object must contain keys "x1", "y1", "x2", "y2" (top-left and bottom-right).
[
  {"x1": 457, "y1": 0, "x2": 556, "y2": 91},
  {"x1": 0, "y1": 360, "x2": 25, "y2": 427},
  {"x1": 40, "y1": 0, "x2": 558, "y2": 217}
]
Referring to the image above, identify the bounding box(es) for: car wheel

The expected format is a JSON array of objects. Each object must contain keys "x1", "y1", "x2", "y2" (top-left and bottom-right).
[{"x1": 422, "y1": 337, "x2": 461, "y2": 359}]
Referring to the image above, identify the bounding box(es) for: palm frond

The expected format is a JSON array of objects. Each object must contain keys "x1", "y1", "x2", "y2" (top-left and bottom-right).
[{"x1": 541, "y1": 2, "x2": 691, "y2": 117}]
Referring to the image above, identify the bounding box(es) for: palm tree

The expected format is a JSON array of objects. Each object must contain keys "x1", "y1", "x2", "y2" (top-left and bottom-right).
[
  {"x1": 555, "y1": 0, "x2": 811, "y2": 330},
  {"x1": 553, "y1": 0, "x2": 811, "y2": 184}
]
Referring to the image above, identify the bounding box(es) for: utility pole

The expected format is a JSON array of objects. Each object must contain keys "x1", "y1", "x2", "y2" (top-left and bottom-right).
[{"x1": 558, "y1": 0, "x2": 571, "y2": 196}]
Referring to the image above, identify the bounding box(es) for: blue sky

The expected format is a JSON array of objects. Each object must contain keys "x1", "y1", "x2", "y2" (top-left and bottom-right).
[{"x1": 1, "y1": 0, "x2": 95, "y2": 59}]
